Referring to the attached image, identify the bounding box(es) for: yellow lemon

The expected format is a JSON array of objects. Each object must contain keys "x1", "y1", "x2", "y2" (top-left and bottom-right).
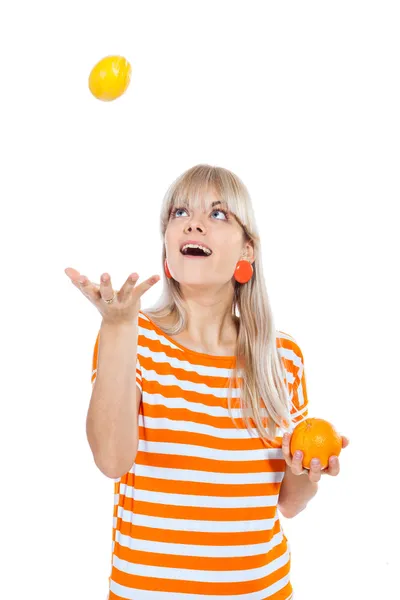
[{"x1": 88, "y1": 55, "x2": 132, "y2": 102}]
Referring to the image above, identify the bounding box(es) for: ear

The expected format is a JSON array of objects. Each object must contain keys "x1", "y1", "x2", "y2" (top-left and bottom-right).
[{"x1": 245, "y1": 241, "x2": 255, "y2": 263}]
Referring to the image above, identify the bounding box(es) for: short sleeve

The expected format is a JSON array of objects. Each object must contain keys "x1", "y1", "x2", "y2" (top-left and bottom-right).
[
  {"x1": 91, "y1": 330, "x2": 143, "y2": 393},
  {"x1": 289, "y1": 339, "x2": 309, "y2": 427}
]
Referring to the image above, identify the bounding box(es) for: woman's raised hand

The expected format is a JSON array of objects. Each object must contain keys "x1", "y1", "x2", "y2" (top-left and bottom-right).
[{"x1": 65, "y1": 267, "x2": 160, "y2": 325}]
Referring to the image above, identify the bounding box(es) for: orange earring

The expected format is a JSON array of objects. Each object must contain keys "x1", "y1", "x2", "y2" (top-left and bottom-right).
[
  {"x1": 164, "y1": 259, "x2": 172, "y2": 279},
  {"x1": 234, "y1": 259, "x2": 253, "y2": 284}
]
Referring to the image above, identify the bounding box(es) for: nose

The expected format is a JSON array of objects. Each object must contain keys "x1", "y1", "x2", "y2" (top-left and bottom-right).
[{"x1": 184, "y1": 221, "x2": 205, "y2": 233}]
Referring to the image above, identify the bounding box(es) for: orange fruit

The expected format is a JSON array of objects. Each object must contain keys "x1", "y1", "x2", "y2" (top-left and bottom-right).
[
  {"x1": 88, "y1": 55, "x2": 132, "y2": 102},
  {"x1": 290, "y1": 418, "x2": 342, "y2": 469}
]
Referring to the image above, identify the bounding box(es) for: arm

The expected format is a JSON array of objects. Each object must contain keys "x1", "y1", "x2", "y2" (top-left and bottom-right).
[
  {"x1": 278, "y1": 464, "x2": 318, "y2": 518},
  {"x1": 278, "y1": 336, "x2": 315, "y2": 518},
  {"x1": 278, "y1": 433, "x2": 349, "y2": 518},
  {"x1": 86, "y1": 319, "x2": 142, "y2": 478},
  {"x1": 276, "y1": 336, "x2": 348, "y2": 518}
]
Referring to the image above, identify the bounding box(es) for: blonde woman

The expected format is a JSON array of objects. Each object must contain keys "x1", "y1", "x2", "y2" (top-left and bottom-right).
[{"x1": 65, "y1": 164, "x2": 349, "y2": 600}]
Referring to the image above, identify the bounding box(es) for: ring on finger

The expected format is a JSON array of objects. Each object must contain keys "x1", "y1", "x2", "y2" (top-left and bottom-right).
[{"x1": 103, "y1": 292, "x2": 117, "y2": 304}]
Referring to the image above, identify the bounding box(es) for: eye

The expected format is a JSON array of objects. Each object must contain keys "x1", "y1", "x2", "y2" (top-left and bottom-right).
[
  {"x1": 171, "y1": 207, "x2": 229, "y2": 220},
  {"x1": 211, "y1": 209, "x2": 229, "y2": 220},
  {"x1": 172, "y1": 207, "x2": 188, "y2": 218}
]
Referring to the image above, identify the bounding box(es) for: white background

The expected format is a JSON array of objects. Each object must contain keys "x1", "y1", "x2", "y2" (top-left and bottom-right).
[{"x1": 1, "y1": 1, "x2": 399, "y2": 598}]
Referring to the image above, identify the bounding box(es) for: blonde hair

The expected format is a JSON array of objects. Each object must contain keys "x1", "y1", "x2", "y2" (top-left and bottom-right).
[{"x1": 143, "y1": 164, "x2": 294, "y2": 443}]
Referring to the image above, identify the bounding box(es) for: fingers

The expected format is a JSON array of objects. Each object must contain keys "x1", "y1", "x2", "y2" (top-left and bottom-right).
[
  {"x1": 341, "y1": 436, "x2": 350, "y2": 448},
  {"x1": 133, "y1": 274, "x2": 161, "y2": 298},
  {"x1": 308, "y1": 459, "x2": 322, "y2": 482},
  {"x1": 65, "y1": 268, "x2": 101, "y2": 303},
  {"x1": 78, "y1": 277, "x2": 102, "y2": 303},
  {"x1": 66, "y1": 268, "x2": 160, "y2": 307},
  {"x1": 281, "y1": 427, "x2": 345, "y2": 480},
  {"x1": 309, "y1": 455, "x2": 340, "y2": 481},
  {"x1": 65, "y1": 267, "x2": 86, "y2": 287},
  {"x1": 100, "y1": 273, "x2": 115, "y2": 303},
  {"x1": 283, "y1": 432, "x2": 307, "y2": 475},
  {"x1": 65, "y1": 267, "x2": 79, "y2": 280},
  {"x1": 323, "y1": 456, "x2": 340, "y2": 477},
  {"x1": 118, "y1": 273, "x2": 140, "y2": 302},
  {"x1": 279, "y1": 423, "x2": 345, "y2": 482},
  {"x1": 291, "y1": 450, "x2": 306, "y2": 475},
  {"x1": 118, "y1": 273, "x2": 160, "y2": 303}
]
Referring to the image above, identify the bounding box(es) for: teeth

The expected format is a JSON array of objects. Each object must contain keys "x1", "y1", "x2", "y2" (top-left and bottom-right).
[{"x1": 181, "y1": 244, "x2": 212, "y2": 255}]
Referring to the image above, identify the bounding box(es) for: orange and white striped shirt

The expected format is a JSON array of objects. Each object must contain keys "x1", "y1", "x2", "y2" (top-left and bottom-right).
[{"x1": 91, "y1": 311, "x2": 309, "y2": 600}]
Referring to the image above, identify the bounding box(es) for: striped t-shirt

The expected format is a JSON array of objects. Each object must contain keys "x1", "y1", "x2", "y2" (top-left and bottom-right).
[{"x1": 91, "y1": 310, "x2": 309, "y2": 600}]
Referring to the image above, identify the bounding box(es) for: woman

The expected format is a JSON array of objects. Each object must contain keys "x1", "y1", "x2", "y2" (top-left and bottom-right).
[{"x1": 65, "y1": 164, "x2": 349, "y2": 599}]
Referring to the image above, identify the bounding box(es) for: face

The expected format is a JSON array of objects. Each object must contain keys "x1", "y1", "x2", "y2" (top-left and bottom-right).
[{"x1": 165, "y1": 188, "x2": 254, "y2": 286}]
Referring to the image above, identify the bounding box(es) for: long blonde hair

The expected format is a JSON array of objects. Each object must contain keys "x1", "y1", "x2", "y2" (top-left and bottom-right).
[{"x1": 143, "y1": 164, "x2": 294, "y2": 443}]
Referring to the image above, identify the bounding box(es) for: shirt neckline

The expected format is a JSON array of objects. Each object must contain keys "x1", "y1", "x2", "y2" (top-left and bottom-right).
[{"x1": 140, "y1": 311, "x2": 237, "y2": 361}]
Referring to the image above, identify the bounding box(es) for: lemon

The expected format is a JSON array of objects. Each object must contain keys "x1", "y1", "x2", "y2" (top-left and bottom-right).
[{"x1": 88, "y1": 55, "x2": 132, "y2": 102}]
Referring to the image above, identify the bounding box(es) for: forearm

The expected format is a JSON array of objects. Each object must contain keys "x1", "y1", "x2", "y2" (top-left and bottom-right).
[
  {"x1": 278, "y1": 464, "x2": 319, "y2": 518},
  {"x1": 86, "y1": 319, "x2": 139, "y2": 477}
]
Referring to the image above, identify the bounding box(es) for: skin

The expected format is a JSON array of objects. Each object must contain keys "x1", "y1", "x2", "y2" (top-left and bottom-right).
[
  {"x1": 66, "y1": 185, "x2": 350, "y2": 512},
  {"x1": 282, "y1": 432, "x2": 350, "y2": 482},
  {"x1": 166, "y1": 188, "x2": 350, "y2": 504},
  {"x1": 164, "y1": 187, "x2": 254, "y2": 353},
  {"x1": 278, "y1": 432, "x2": 350, "y2": 518}
]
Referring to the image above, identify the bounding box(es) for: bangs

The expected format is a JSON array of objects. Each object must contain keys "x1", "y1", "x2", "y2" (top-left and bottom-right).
[{"x1": 168, "y1": 166, "x2": 243, "y2": 224}]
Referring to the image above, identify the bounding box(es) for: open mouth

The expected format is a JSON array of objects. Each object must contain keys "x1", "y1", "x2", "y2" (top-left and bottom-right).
[{"x1": 180, "y1": 244, "x2": 212, "y2": 257}]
